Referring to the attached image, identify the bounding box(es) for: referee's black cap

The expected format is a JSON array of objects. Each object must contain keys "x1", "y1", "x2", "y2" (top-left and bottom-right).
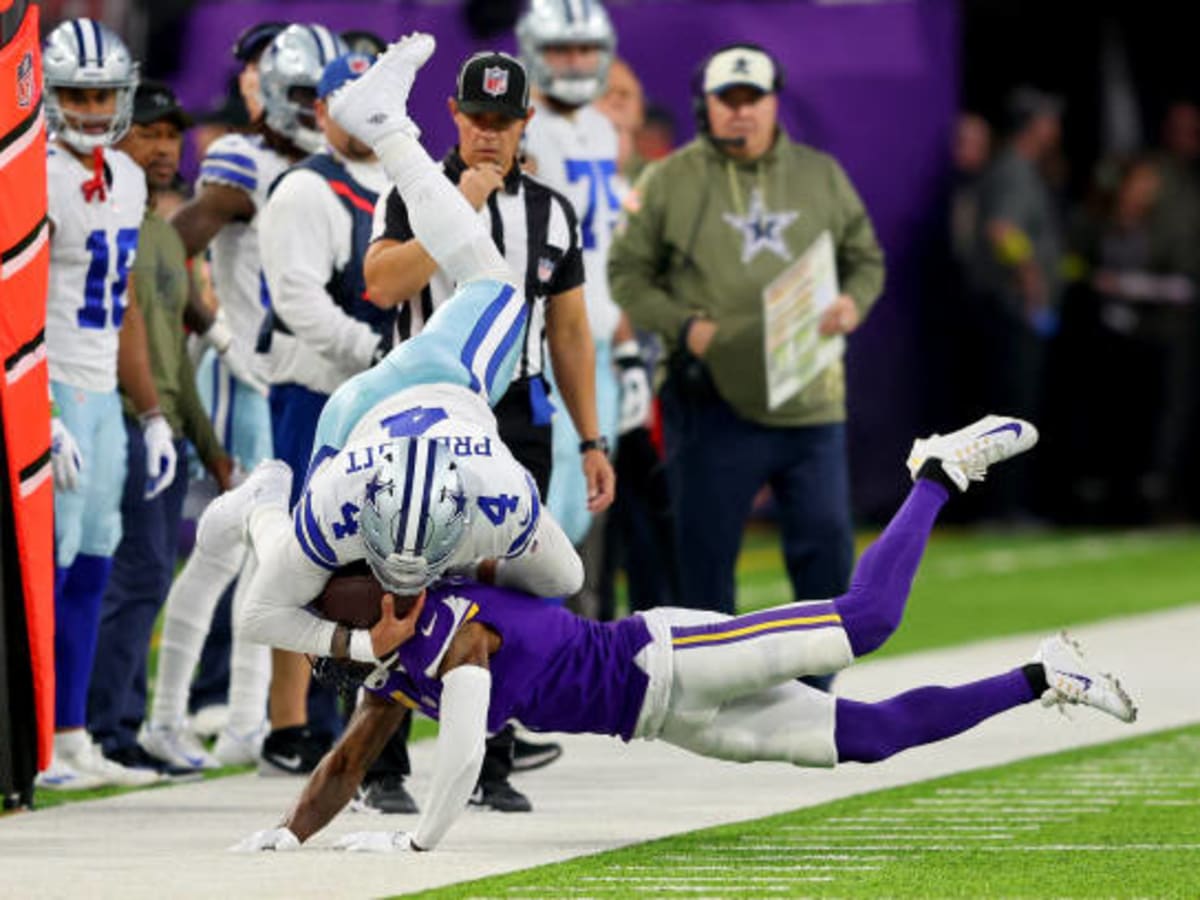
[
  {"x1": 455, "y1": 51, "x2": 530, "y2": 120},
  {"x1": 232, "y1": 21, "x2": 286, "y2": 63}
]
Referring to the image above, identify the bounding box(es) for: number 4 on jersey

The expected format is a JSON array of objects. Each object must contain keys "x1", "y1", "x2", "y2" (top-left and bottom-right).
[{"x1": 477, "y1": 493, "x2": 520, "y2": 526}]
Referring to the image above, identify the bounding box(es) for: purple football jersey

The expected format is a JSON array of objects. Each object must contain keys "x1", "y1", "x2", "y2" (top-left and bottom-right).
[{"x1": 366, "y1": 582, "x2": 653, "y2": 740}]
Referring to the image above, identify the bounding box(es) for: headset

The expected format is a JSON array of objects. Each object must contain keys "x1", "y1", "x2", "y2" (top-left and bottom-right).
[{"x1": 691, "y1": 42, "x2": 784, "y2": 138}]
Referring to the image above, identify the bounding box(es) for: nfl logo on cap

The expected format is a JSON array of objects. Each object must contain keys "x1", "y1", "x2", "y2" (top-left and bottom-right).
[{"x1": 483, "y1": 66, "x2": 509, "y2": 97}]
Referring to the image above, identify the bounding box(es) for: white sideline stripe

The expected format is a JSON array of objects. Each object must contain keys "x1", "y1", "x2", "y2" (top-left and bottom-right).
[{"x1": 924, "y1": 533, "x2": 1168, "y2": 579}]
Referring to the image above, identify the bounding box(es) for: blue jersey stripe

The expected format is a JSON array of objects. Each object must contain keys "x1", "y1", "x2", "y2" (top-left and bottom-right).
[
  {"x1": 204, "y1": 151, "x2": 258, "y2": 171},
  {"x1": 505, "y1": 472, "x2": 540, "y2": 557},
  {"x1": 459, "y1": 284, "x2": 516, "y2": 394},
  {"x1": 302, "y1": 491, "x2": 339, "y2": 565},
  {"x1": 293, "y1": 505, "x2": 337, "y2": 571},
  {"x1": 200, "y1": 165, "x2": 256, "y2": 191},
  {"x1": 484, "y1": 300, "x2": 528, "y2": 395}
]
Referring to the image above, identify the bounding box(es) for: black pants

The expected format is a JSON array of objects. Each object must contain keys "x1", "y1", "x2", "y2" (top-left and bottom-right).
[{"x1": 367, "y1": 377, "x2": 552, "y2": 785}]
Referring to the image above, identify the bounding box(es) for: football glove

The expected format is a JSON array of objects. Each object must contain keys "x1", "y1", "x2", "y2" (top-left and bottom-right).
[
  {"x1": 204, "y1": 308, "x2": 268, "y2": 395},
  {"x1": 614, "y1": 340, "x2": 651, "y2": 435},
  {"x1": 333, "y1": 830, "x2": 416, "y2": 853},
  {"x1": 141, "y1": 413, "x2": 178, "y2": 500},
  {"x1": 229, "y1": 827, "x2": 301, "y2": 852},
  {"x1": 50, "y1": 416, "x2": 83, "y2": 492}
]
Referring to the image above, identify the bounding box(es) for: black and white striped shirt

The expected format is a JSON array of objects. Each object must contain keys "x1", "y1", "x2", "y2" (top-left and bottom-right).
[{"x1": 369, "y1": 149, "x2": 585, "y2": 380}]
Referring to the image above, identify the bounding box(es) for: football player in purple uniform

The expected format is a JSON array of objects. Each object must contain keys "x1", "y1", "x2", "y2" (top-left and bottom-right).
[{"x1": 233, "y1": 414, "x2": 1136, "y2": 853}]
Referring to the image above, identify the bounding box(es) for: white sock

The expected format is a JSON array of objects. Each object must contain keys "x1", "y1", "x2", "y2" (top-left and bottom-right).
[
  {"x1": 375, "y1": 131, "x2": 510, "y2": 285},
  {"x1": 55, "y1": 729, "x2": 88, "y2": 757},
  {"x1": 148, "y1": 546, "x2": 244, "y2": 727},
  {"x1": 225, "y1": 546, "x2": 271, "y2": 735}
]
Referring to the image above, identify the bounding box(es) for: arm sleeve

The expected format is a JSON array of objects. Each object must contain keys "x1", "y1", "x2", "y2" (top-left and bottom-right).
[
  {"x1": 197, "y1": 135, "x2": 262, "y2": 209},
  {"x1": 238, "y1": 506, "x2": 340, "y2": 655},
  {"x1": 607, "y1": 163, "x2": 695, "y2": 342},
  {"x1": 259, "y1": 171, "x2": 381, "y2": 371},
  {"x1": 176, "y1": 336, "x2": 225, "y2": 467},
  {"x1": 829, "y1": 159, "x2": 886, "y2": 314},
  {"x1": 411, "y1": 665, "x2": 490, "y2": 851},
  {"x1": 370, "y1": 187, "x2": 415, "y2": 243},
  {"x1": 546, "y1": 191, "x2": 585, "y2": 295}
]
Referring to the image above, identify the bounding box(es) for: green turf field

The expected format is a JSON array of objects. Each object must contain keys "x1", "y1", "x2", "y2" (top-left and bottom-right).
[{"x1": 406, "y1": 724, "x2": 1200, "y2": 899}]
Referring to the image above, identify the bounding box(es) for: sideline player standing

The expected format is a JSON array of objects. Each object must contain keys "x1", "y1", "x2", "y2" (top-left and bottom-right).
[{"x1": 37, "y1": 18, "x2": 178, "y2": 790}]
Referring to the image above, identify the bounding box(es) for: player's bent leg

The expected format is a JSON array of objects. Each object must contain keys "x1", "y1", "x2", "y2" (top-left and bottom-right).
[
  {"x1": 655, "y1": 603, "x2": 853, "y2": 712},
  {"x1": 659, "y1": 680, "x2": 838, "y2": 767},
  {"x1": 146, "y1": 545, "x2": 244, "y2": 730},
  {"x1": 494, "y1": 507, "x2": 584, "y2": 597},
  {"x1": 832, "y1": 474, "x2": 949, "y2": 659}
]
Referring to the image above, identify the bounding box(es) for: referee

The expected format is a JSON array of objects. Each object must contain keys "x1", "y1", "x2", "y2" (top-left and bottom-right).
[{"x1": 363, "y1": 52, "x2": 614, "y2": 812}]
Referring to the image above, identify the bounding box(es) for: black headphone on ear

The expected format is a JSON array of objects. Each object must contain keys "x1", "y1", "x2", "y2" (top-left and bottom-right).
[{"x1": 691, "y1": 42, "x2": 784, "y2": 135}]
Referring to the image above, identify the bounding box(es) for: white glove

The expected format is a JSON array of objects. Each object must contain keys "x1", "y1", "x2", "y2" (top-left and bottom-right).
[
  {"x1": 141, "y1": 414, "x2": 178, "y2": 500},
  {"x1": 50, "y1": 416, "x2": 83, "y2": 492},
  {"x1": 333, "y1": 830, "x2": 416, "y2": 853},
  {"x1": 229, "y1": 827, "x2": 301, "y2": 853},
  {"x1": 204, "y1": 309, "x2": 268, "y2": 396},
  {"x1": 614, "y1": 340, "x2": 652, "y2": 435}
]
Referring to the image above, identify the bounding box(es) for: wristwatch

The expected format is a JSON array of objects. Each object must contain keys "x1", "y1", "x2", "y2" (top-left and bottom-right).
[{"x1": 578, "y1": 436, "x2": 610, "y2": 455}]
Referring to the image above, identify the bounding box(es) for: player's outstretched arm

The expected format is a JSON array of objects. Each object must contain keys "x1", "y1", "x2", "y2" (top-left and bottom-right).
[
  {"x1": 231, "y1": 692, "x2": 406, "y2": 851},
  {"x1": 336, "y1": 623, "x2": 499, "y2": 853}
]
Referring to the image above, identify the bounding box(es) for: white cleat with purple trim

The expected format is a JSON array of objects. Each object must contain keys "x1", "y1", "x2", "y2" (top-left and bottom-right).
[
  {"x1": 906, "y1": 414, "x2": 1038, "y2": 492},
  {"x1": 1035, "y1": 631, "x2": 1137, "y2": 723}
]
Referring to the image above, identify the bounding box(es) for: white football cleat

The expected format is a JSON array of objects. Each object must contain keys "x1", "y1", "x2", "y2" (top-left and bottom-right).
[
  {"x1": 71, "y1": 737, "x2": 163, "y2": 788},
  {"x1": 907, "y1": 414, "x2": 1038, "y2": 492},
  {"x1": 195, "y1": 459, "x2": 292, "y2": 556},
  {"x1": 35, "y1": 752, "x2": 108, "y2": 792},
  {"x1": 213, "y1": 722, "x2": 268, "y2": 767},
  {"x1": 139, "y1": 722, "x2": 220, "y2": 771},
  {"x1": 327, "y1": 32, "x2": 435, "y2": 148},
  {"x1": 1034, "y1": 631, "x2": 1137, "y2": 723}
]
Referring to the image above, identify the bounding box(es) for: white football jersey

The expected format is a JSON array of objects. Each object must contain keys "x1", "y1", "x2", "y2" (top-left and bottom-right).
[
  {"x1": 45, "y1": 144, "x2": 147, "y2": 393},
  {"x1": 295, "y1": 386, "x2": 541, "y2": 575},
  {"x1": 197, "y1": 133, "x2": 290, "y2": 377},
  {"x1": 523, "y1": 100, "x2": 622, "y2": 341}
]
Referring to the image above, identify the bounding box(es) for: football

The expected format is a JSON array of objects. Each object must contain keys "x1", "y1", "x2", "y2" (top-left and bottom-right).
[{"x1": 310, "y1": 566, "x2": 385, "y2": 629}]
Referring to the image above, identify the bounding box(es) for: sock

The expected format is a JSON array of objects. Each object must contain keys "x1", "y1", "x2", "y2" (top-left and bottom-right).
[
  {"x1": 148, "y1": 547, "x2": 243, "y2": 727},
  {"x1": 226, "y1": 548, "x2": 271, "y2": 735},
  {"x1": 834, "y1": 480, "x2": 948, "y2": 658},
  {"x1": 55, "y1": 554, "x2": 114, "y2": 728},
  {"x1": 375, "y1": 131, "x2": 509, "y2": 285},
  {"x1": 1022, "y1": 661, "x2": 1049, "y2": 697},
  {"x1": 835, "y1": 668, "x2": 1037, "y2": 763},
  {"x1": 918, "y1": 457, "x2": 961, "y2": 495},
  {"x1": 55, "y1": 728, "x2": 89, "y2": 757}
]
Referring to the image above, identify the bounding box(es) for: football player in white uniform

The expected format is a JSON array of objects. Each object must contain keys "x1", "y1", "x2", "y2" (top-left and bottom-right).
[
  {"x1": 38, "y1": 18, "x2": 179, "y2": 791},
  {"x1": 159, "y1": 24, "x2": 349, "y2": 768},
  {"x1": 183, "y1": 33, "x2": 584, "y2": 670},
  {"x1": 517, "y1": 0, "x2": 651, "y2": 567}
]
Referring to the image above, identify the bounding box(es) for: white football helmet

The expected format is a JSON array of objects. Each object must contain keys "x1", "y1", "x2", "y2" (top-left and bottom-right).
[
  {"x1": 258, "y1": 23, "x2": 347, "y2": 153},
  {"x1": 517, "y1": 0, "x2": 616, "y2": 108},
  {"x1": 359, "y1": 438, "x2": 470, "y2": 595},
  {"x1": 43, "y1": 18, "x2": 139, "y2": 152}
]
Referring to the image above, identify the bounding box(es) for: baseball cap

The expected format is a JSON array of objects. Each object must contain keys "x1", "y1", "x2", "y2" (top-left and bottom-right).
[
  {"x1": 702, "y1": 45, "x2": 777, "y2": 95},
  {"x1": 455, "y1": 51, "x2": 530, "y2": 120},
  {"x1": 317, "y1": 52, "x2": 374, "y2": 100},
  {"x1": 132, "y1": 80, "x2": 193, "y2": 129},
  {"x1": 232, "y1": 21, "x2": 287, "y2": 63}
]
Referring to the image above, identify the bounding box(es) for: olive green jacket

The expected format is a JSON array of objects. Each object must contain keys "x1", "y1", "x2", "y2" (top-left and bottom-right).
[
  {"x1": 609, "y1": 131, "x2": 885, "y2": 426},
  {"x1": 123, "y1": 210, "x2": 224, "y2": 467}
]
